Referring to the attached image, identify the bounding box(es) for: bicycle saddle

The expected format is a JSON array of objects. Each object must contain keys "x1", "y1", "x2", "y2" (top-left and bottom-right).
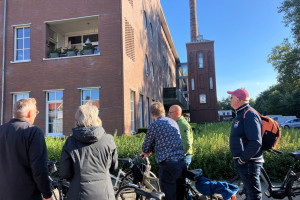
[
  {"x1": 185, "y1": 169, "x2": 203, "y2": 181},
  {"x1": 289, "y1": 151, "x2": 300, "y2": 161},
  {"x1": 150, "y1": 191, "x2": 165, "y2": 200},
  {"x1": 118, "y1": 158, "x2": 132, "y2": 164}
]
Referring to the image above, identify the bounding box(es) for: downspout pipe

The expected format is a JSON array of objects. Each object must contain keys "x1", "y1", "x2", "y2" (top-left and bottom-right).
[{"x1": 1, "y1": 0, "x2": 7, "y2": 124}]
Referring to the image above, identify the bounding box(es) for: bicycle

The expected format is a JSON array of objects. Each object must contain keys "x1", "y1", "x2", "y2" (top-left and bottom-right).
[
  {"x1": 47, "y1": 161, "x2": 69, "y2": 200},
  {"x1": 116, "y1": 183, "x2": 165, "y2": 200},
  {"x1": 112, "y1": 154, "x2": 160, "y2": 193},
  {"x1": 230, "y1": 149, "x2": 300, "y2": 200}
]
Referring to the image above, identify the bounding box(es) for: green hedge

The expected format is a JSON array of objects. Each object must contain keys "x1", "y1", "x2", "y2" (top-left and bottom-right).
[{"x1": 46, "y1": 122, "x2": 300, "y2": 181}]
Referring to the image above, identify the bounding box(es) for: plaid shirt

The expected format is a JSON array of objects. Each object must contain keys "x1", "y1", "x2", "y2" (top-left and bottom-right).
[{"x1": 142, "y1": 116, "x2": 185, "y2": 164}]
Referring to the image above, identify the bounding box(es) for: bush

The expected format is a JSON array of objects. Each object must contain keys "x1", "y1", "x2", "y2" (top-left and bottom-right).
[{"x1": 46, "y1": 123, "x2": 300, "y2": 181}]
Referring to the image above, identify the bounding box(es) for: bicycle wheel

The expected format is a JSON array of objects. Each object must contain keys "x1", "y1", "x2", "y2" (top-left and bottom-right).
[
  {"x1": 116, "y1": 186, "x2": 146, "y2": 200},
  {"x1": 286, "y1": 172, "x2": 300, "y2": 200},
  {"x1": 120, "y1": 171, "x2": 160, "y2": 192}
]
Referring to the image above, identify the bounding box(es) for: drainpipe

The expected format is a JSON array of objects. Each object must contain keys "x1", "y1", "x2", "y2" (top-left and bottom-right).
[{"x1": 1, "y1": 0, "x2": 7, "y2": 124}]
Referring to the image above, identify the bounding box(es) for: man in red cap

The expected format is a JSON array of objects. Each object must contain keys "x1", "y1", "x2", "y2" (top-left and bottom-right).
[{"x1": 227, "y1": 88, "x2": 263, "y2": 200}]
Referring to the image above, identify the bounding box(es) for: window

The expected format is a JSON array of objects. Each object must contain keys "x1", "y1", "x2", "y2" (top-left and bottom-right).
[
  {"x1": 191, "y1": 78, "x2": 195, "y2": 90},
  {"x1": 139, "y1": 95, "x2": 144, "y2": 128},
  {"x1": 199, "y1": 94, "x2": 206, "y2": 104},
  {"x1": 198, "y1": 53, "x2": 203, "y2": 68},
  {"x1": 151, "y1": 62, "x2": 154, "y2": 81},
  {"x1": 46, "y1": 91, "x2": 63, "y2": 136},
  {"x1": 131, "y1": 91, "x2": 135, "y2": 133},
  {"x1": 145, "y1": 55, "x2": 149, "y2": 76},
  {"x1": 15, "y1": 26, "x2": 30, "y2": 61},
  {"x1": 146, "y1": 97, "x2": 150, "y2": 127},
  {"x1": 81, "y1": 88, "x2": 100, "y2": 108},
  {"x1": 210, "y1": 77, "x2": 213, "y2": 89},
  {"x1": 143, "y1": 11, "x2": 147, "y2": 29},
  {"x1": 149, "y1": 23, "x2": 153, "y2": 40},
  {"x1": 12, "y1": 92, "x2": 29, "y2": 116}
]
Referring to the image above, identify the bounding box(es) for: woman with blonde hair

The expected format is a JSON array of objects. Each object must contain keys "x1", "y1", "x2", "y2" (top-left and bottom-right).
[{"x1": 60, "y1": 104, "x2": 118, "y2": 200}]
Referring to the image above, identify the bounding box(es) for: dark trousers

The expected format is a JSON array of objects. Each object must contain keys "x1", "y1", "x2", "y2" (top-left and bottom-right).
[
  {"x1": 234, "y1": 160, "x2": 263, "y2": 200},
  {"x1": 159, "y1": 159, "x2": 187, "y2": 200}
]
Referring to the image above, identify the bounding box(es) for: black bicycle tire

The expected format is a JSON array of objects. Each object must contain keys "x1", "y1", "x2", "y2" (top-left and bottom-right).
[
  {"x1": 116, "y1": 185, "x2": 146, "y2": 200},
  {"x1": 286, "y1": 172, "x2": 300, "y2": 200}
]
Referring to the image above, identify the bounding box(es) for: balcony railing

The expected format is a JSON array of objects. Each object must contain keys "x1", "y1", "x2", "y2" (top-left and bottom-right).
[{"x1": 163, "y1": 87, "x2": 188, "y2": 110}]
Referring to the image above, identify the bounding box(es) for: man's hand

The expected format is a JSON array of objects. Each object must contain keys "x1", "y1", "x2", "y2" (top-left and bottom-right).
[{"x1": 140, "y1": 152, "x2": 152, "y2": 158}]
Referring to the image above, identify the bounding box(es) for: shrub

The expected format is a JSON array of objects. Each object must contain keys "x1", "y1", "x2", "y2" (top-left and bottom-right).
[{"x1": 46, "y1": 123, "x2": 300, "y2": 181}]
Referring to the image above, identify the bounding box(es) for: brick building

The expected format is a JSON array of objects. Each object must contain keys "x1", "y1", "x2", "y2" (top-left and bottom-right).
[{"x1": 0, "y1": 0, "x2": 181, "y2": 135}]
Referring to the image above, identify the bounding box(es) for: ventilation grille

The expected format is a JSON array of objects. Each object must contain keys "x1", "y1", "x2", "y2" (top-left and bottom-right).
[{"x1": 125, "y1": 19, "x2": 135, "y2": 62}]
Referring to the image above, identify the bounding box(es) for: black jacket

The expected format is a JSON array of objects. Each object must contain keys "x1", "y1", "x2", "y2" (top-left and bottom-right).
[
  {"x1": 60, "y1": 126, "x2": 118, "y2": 200},
  {"x1": 0, "y1": 119, "x2": 52, "y2": 200}
]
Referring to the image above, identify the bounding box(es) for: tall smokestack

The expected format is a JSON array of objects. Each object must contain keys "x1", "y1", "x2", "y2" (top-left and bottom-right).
[{"x1": 189, "y1": 0, "x2": 198, "y2": 42}]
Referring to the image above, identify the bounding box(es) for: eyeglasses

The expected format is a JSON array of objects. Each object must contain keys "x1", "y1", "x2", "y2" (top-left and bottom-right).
[{"x1": 168, "y1": 111, "x2": 177, "y2": 114}]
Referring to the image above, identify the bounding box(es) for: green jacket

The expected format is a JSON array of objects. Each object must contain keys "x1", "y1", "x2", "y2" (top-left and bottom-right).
[{"x1": 176, "y1": 116, "x2": 193, "y2": 155}]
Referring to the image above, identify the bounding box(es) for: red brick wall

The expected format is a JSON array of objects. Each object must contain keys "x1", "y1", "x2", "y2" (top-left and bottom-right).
[{"x1": 187, "y1": 41, "x2": 218, "y2": 122}]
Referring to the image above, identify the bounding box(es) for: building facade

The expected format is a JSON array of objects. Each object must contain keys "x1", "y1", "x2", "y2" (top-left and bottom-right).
[{"x1": 0, "y1": 0, "x2": 179, "y2": 135}]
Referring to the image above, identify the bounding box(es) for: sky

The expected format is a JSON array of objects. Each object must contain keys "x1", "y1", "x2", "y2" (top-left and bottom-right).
[{"x1": 161, "y1": 0, "x2": 292, "y2": 101}]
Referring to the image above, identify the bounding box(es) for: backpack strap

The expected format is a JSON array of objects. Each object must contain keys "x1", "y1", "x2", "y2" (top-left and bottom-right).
[{"x1": 243, "y1": 108, "x2": 261, "y2": 119}]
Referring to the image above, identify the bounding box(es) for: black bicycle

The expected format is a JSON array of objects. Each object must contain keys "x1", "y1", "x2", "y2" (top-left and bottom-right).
[
  {"x1": 48, "y1": 161, "x2": 69, "y2": 200},
  {"x1": 116, "y1": 183, "x2": 165, "y2": 200},
  {"x1": 230, "y1": 149, "x2": 300, "y2": 200}
]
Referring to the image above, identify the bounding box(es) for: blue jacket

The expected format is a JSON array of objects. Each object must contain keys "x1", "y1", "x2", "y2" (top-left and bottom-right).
[{"x1": 229, "y1": 104, "x2": 263, "y2": 163}]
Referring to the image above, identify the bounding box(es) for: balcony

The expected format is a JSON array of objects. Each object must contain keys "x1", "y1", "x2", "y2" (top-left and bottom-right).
[{"x1": 163, "y1": 87, "x2": 188, "y2": 110}]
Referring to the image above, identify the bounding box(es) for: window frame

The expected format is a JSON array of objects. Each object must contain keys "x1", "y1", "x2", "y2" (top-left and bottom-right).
[
  {"x1": 14, "y1": 25, "x2": 31, "y2": 62},
  {"x1": 139, "y1": 94, "x2": 144, "y2": 128},
  {"x1": 45, "y1": 90, "x2": 64, "y2": 137},
  {"x1": 199, "y1": 94, "x2": 206, "y2": 104},
  {"x1": 210, "y1": 77, "x2": 213, "y2": 89},
  {"x1": 11, "y1": 92, "x2": 30, "y2": 117},
  {"x1": 191, "y1": 78, "x2": 195, "y2": 90},
  {"x1": 131, "y1": 91, "x2": 135, "y2": 133},
  {"x1": 80, "y1": 87, "x2": 100, "y2": 107},
  {"x1": 145, "y1": 55, "x2": 149, "y2": 76},
  {"x1": 198, "y1": 53, "x2": 204, "y2": 68}
]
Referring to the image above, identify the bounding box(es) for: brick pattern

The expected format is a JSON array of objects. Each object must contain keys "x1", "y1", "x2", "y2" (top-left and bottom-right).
[{"x1": 125, "y1": 19, "x2": 135, "y2": 62}]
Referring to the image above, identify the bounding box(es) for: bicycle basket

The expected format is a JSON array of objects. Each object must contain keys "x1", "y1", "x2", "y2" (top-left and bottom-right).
[{"x1": 131, "y1": 163, "x2": 146, "y2": 184}]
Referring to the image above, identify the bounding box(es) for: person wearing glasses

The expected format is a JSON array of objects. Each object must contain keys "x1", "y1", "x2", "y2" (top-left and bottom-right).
[
  {"x1": 0, "y1": 98, "x2": 53, "y2": 200},
  {"x1": 141, "y1": 102, "x2": 186, "y2": 200},
  {"x1": 228, "y1": 88, "x2": 263, "y2": 200}
]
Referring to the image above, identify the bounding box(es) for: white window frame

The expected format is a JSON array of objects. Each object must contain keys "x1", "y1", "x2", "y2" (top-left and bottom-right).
[
  {"x1": 139, "y1": 94, "x2": 144, "y2": 128},
  {"x1": 191, "y1": 78, "x2": 195, "y2": 90},
  {"x1": 79, "y1": 87, "x2": 100, "y2": 106},
  {"x1": 198, "y1": 53, "x2": 203, "y2": 68},
  {"x1": 14, "y1": 25, "x2": 31, "y2": 62},
  {"x1": 131, "y1": 91, "x2": 135, "y2": 133},
  {"x1": 11, "y1": 92, "x2": 30, "y2": 117},
  {"x1": 45, "y1": 90, "x2": 64, "y2": 137}
]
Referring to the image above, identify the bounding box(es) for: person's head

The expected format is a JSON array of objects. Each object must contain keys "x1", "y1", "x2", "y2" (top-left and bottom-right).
[
  {"x1": 14, "y1": 98, "x2": 39, "y2": 125},
  {"x1": 168, "y1": 105, "x2": 182, "y2": 121},
  {"x1": 150, "y1": 102, "x2": 165, "y2": 120},
  {"x1": 227, "y1": 88, "x2": 250, "y2": 110},
  {"x1": 75, "y1": 104, "x2": 102, "y2": 127}
]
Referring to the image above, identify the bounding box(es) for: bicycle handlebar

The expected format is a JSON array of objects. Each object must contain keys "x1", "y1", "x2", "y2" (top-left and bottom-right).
[{"x1": 269, "y1": 148, "x2": 283, "y2": 154}]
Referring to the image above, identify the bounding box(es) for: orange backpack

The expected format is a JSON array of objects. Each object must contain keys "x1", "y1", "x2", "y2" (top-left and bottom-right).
[{"x1": 244, "y1": 108, "x2": 281, "y2": 151}]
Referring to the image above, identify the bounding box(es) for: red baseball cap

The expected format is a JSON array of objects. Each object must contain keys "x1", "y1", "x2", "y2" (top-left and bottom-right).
[{"x1": 227, "y1": 88, "x2": 250, "y2": 101}]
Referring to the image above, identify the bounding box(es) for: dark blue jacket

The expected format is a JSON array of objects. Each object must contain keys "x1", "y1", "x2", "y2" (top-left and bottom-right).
[
  {"x1": 0, "y1": 119, "x2": 51, "y2": 200},
  {"x1": 229, "y1": 104, "x2": 263, "y2": 163}
]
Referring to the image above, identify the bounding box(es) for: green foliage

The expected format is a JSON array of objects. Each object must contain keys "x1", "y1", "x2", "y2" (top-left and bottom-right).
[
  {"x1": 279, "y1": 0, "x2": 300, "y2": 44},
  {"x1": 82, "y1": 44, "x2": 95, "y2": 50},
  {"x1": 46, "y1": 122, "x2": 300, "y2": 181},
  {"x1": 49, "y1": 48, "x2": 62, "y2": 54}
]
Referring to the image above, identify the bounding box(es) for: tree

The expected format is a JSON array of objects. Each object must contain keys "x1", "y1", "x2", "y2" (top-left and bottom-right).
[
  {"x1": 217, "y1": 96, "x2": 231, "y2": 110},
  {"x1": 267, "y1": 39, "x2": 300, "y2": 91},
  {"x1": 278, "y1": 0, "x2": 300, "y2": 44}
]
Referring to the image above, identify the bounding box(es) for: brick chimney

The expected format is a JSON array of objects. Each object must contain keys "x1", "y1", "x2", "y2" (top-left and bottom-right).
[{"x1": 189, "y1": 0, "x2": 198, "y2": 42}]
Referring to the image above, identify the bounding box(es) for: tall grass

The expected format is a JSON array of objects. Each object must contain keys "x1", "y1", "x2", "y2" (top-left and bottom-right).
[{"x1": 46, "y1": 122, "x2": 300, "y2": 181}]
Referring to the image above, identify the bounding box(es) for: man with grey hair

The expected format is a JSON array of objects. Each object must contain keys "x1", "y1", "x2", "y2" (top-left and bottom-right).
[{"x1": 0, "y1": 98, "x2": 52, "y2": 200}]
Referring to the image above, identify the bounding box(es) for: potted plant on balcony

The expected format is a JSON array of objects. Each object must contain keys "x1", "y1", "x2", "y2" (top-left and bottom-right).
[
  {"x1": 63, "y1": 46, "x2": 78, "y2": 57},
  {"x1": 81, "y1": 44, "x2": 95, "y2": 55},
  {"x1": 49, "y1": 47, "x2": 62, "y2": 58}
]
